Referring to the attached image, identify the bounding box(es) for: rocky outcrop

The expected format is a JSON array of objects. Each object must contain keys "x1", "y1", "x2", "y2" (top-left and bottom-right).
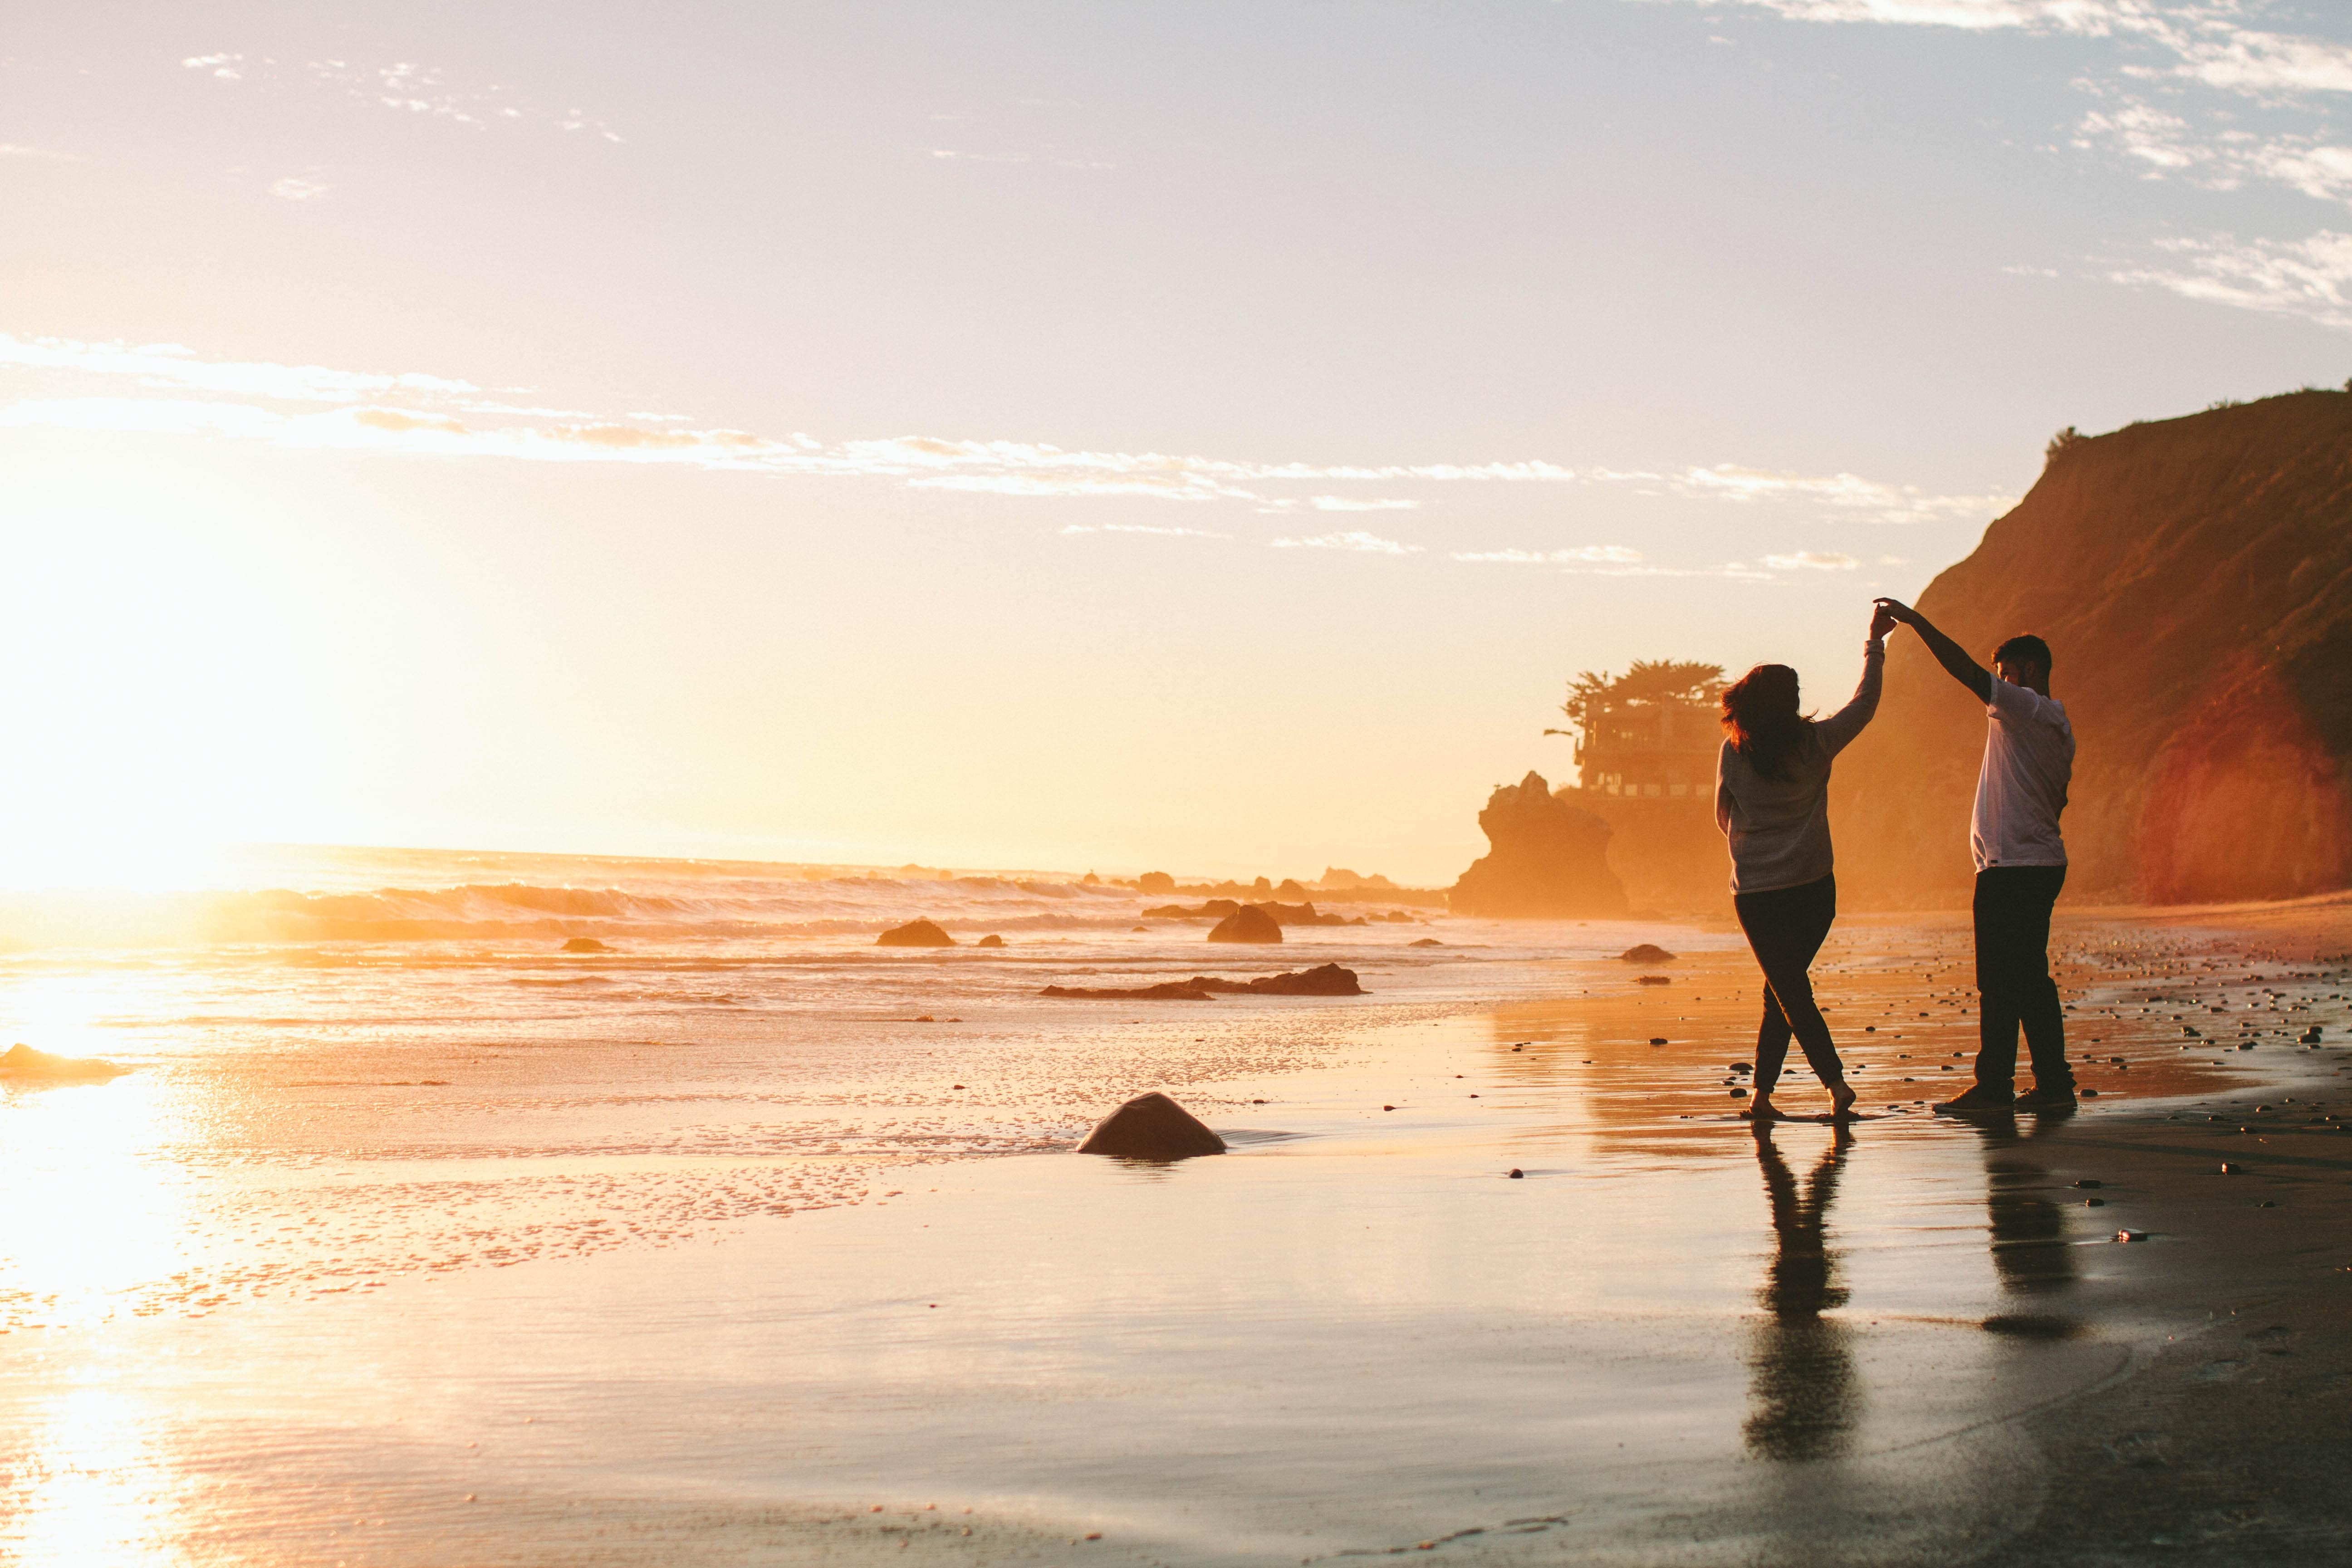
[
  {"x1": 1832, "y1": 390, "x2": 2352, "y2": 906},
  {"x1": 1209, "y1": 962, "x2": 1361, "y2": 995},
  {"x1": 976, "y1": 933, "x2": 1005, "y2": 948},
  {"x1": 1450, "y1": 771, "x2": 1629, "y2": 917},
  {"x1": 561, "y1": 936, "x2": 610, "y2": 952},
  {"x1": 1076, "y1": 1091, "x2": 1226, "y2": 1159},
  {"x1": 1039, "y1": 963, "x2": 1362, "y2": 1000},
  {"x1": 1207, "y1": 905, "x2": 1284, "y2": 942},
  {"x1": 876, "y1": 918, "x2": 956, "y2": 947},
  {"x1": 1621, "y1": 944, "x2": 1676, "y2": 962}
]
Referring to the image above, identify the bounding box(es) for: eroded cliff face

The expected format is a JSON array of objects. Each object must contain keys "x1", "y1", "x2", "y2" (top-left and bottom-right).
[
  {"x1": 1830, "y1": 390, "x2": 2352, "y2": 907},
  {"x1": 1450, "y1": 771, "x2": 1628, "y2": 916}
]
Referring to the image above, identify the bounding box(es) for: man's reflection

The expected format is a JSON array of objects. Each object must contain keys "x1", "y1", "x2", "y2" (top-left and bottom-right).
[
  {"x1": 1966, "y1": 1113, "x2": 2082, "y2": 1333},
  {"x1": 1743, "y1": 1123, "x2": 1859, "y2": 1460}
]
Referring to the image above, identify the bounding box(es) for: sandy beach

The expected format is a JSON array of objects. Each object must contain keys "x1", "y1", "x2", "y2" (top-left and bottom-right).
[{"x1": 5, "y1": 882, "x2": 2351, "y2": 1566}]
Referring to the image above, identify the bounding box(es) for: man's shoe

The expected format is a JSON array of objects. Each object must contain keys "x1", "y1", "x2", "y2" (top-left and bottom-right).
[
  {"x1": 2014, "y1": 1083, "x2": 2078, "y2": 1114},
  {"x1": 1934, "y1": 1083, "x2": 2015, "y2": 1114}
]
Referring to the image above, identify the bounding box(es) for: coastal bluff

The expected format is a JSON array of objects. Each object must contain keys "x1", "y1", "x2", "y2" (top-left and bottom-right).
[{"x1": 1832, "y1": 389, "x2": 2352, "y2": 906}]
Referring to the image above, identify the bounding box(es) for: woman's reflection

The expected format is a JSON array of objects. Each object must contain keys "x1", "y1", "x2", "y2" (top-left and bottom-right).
[{"x1": 1743, "y1": 1122, "x2": 1859, "y2": 1460}]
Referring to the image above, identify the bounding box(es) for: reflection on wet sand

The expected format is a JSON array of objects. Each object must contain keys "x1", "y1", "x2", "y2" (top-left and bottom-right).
[
  {"x1": 1969, "y1": 1114, "x2": 2082, "y2": 1337},
  {"x1": 1743, "y1": 1123, "x2": 1857, "y2": 1461}
]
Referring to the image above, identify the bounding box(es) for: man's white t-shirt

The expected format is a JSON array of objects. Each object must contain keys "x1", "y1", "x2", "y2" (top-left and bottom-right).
[{"x1": 1971, "y1": 677, "x2": 2074, "y2": 872}]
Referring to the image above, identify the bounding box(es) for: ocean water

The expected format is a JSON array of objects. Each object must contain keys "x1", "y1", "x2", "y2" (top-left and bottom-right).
[
  {"x1": 4, "y1": 845, "x2": 2343, "y2": 1565},
  {"x1": 0, "y1": 843, "x2": 1718, "y2": 1337}
]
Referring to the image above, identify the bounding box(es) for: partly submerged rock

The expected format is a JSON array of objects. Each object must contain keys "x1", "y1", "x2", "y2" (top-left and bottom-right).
[
  {"x1": 976, "y1": 933, "x2": 1006, "y2": 948},
  {"x1": 1190, "y1": 963, "x2": 1362, "y2": 996},
  {"x1": 877, "y1": 919, "x2": 956, "y2": 947},
  {"x1": 1042, "y1": 981, "x2": 1219, "y2": 1001},
  {"x1": 1077, "y1": 1091, "x2": 1226, "y2": 1160},
  {"x1": 0, "y1": 1043, "x2": 130, "y2": 1083},
  {"x1": 1207, "y1": 904, "x2": 1283, "y2": 943},
  {"x1": 561, "y1": 936, "x2": 611, "y2": 953},
  {"x1": 1620, "y1": 943, "x2": 1677, "y2": 963},
  {"x1": 1409, "y1": 936, "x2": 1444, "y2": 947}
]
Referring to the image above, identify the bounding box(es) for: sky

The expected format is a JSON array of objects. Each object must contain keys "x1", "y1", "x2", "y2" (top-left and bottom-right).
[{"x1": 3, "y1": 0, "x2": 2348, "y2": 887}]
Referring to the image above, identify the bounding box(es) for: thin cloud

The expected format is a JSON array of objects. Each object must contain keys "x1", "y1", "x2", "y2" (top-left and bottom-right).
[
  {"x1": 2109, "y1": 230, "x2": 2352, "y2": 331},
  {"x1": 268, "y1": 177, "x2": 332, "y2": 201},
  {"x1": 1269, "y1": 530, "x2": 1424, "y2": 555},
  {"x1": 1761, "y1": 549, "x2": 1861, "y2": 570},
  {"x1": 182, "y1": 54, "x2": 625, "y2": 142},
  {"x1": 0, "y1": 143, "x2": 81, "y2": 162},
  {"x1": 1060, "y1": 523, "x2": 1230, "y2": 539},
  {"x1": 1450, "y1": 545, "x2": 1645, "y2": 564},
  {"x1": 0, "y1": 330, "x2": 2010, "y2": 516}
]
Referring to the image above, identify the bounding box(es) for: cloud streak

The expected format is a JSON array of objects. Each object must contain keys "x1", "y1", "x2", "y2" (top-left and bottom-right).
[
  {"x1": 181, "y1": 54, "x2": 626, "y2": 142},
  {"x1": 0, "y1": 330, "x2": 2012, "y2": 525}
]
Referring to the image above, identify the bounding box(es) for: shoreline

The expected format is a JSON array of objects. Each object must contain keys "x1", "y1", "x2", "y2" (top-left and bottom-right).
[{"x1": 3, "y1": 904, "x2": 2351, "y2": 1563}]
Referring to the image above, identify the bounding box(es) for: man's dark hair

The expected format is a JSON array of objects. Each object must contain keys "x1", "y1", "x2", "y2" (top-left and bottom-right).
[{"x1": 1994, "y1": 633, "x2": 2052, "y2": 674}]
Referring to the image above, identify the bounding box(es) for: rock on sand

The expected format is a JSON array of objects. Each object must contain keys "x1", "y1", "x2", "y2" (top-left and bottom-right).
[
  {"x1": 1620, "y1": 943, "x2": 1676, "y2": 963},
  {"x1": 877, "y1": 919, "x2": 956, "y2": 947},
  {"x1": 1076, "y1": 1092, "x2": 1226, "y2": 1160},
  {"x1": 1207, "y1": 904, "x2": 1283, "y2": 944}
]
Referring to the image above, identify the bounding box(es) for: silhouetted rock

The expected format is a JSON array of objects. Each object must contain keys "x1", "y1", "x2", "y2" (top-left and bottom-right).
[
  {"x1": 1043, "y1": 981, "x2": 1219, "y2": 1000},
  {"x1": 877, "y1": 919, "x2": 956, "y2": 947},
  {"x1": 1137, "y1": 871, "x2": 1176, "y2": 894},
  {"x1": 1190, "y1": 963, "x2": 1362, "y2": 996},
  {"x1": 1621, "y1": 943, "x2": 1677, "y2": 962},
  {"x1": 1077, "y1": 1091, "x2": 1226, "y2": 1159},
  {"x1": 1410, "y1": 937, "x2": 1443, "y2": 946},
  {"x1": 1146, "y1": 899, "x2": 1241, "y2": 919},
  {"x1": 562, "y1": 936, "x2": 611, "y2": 953},
  {"x1": 1207, "y1": 904, "x2": 1283, "y2": 943},
  {"x1": 977, "y1": 934, "x2": 1005, "y2": 948},
  {"x1": 0, "y1": 1043, "x2": 129, "y2": 1082},
  {"x1": 1833, "y1": 390, "x2": 2352, "y2": 905},
  {"x1": 1449, "y1": 771, "x2": 1628, "y2": 917}
]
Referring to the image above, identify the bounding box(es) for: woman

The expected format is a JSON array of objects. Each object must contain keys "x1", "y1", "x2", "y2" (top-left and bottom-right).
[{"x1": 1715, "y1": 603, "x2": 1895, "y2": 1121}]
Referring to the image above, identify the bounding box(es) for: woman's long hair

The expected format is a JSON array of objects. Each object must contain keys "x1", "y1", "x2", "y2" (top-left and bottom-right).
[{"x1": 1721, "y1": 664, "x2": 1810, "y2": 782}]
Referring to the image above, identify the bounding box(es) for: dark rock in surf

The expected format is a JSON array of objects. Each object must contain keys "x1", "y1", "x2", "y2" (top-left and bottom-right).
[
  {"x1": 1189, "y1": 963, "x2": 1362, "y2": 996},
  {"x1": 977, "y1": 934, "x2": 1005, "y2": 948},
  {"x1": 0, "y1": 1043, "x2": 130, "y2": 1083},
  {"x1": 1077, "y1": 1091, "x2": 1226, "y2": 1160},
  {"x1": 1207, "y1": 904, "x2": 1283, "y2": 944},
  {"x1": 877, "y1": 919, "x2": 956, "y2": 947},
  {"x1": 1621, "y1": 944, "x2": 1677, "y2": 963},
  {"x1": 562, "y1": 936, "x2": 611, "y2": 953},
  {"x1": 1409, "y1": 937, "x2": 1443, "y2": 946},
  {"x1": 1042, "y1": 981, "x2": 1220, "y2": 1001}
]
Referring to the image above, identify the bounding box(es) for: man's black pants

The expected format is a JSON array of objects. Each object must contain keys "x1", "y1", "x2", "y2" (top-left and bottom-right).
[{"x1": 1973, "y1": 865, "x2": 2069, "y2": 1093}]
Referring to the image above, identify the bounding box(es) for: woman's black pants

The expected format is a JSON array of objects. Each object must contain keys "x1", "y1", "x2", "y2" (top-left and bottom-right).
[{"x1": 1733, "y1": 874, "x2": 1846, "y2": 1095}]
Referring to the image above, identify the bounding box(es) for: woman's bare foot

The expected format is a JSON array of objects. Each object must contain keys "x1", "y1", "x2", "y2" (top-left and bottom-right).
[
  {"x1": 1742, "y1": 1096, "x2": 1792, "y2": 1122},
  {"x1": 1828, "y1": 1081, "x2": 1858, "y2": 1120}
]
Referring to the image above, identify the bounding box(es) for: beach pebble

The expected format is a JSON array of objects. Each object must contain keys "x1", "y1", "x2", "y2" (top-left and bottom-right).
[
  {"x1": 1649, "y1": 1037, "x2": 1668, "y2": 1046},
  {"x1": 1730, "y1": 1062, "x2": 1752, "y2": 1073},
  {"x1": 1383, "y1": 1104, "x2": 1396, "y2": 1111},
  {"x1": 2115, "y1": 1229, "x2": 2148, "y2": 1243},
  {"x1": 1730, "y1": 1088, "x2": 1749, "y2": 1098},
  {"x1": 2220, "y1": 1162, "x2": 2244, "y2": 1174},
  {"x1": 1507, "y1": 1168, "x2": 1524, "y2": 1179},
  {"x1": 2082, "y1": 1088, "x2": 2101, "y2": 1097},
  {"x1": 2074, "y1": 1179, "x2": 2102, "y2": 1188}
]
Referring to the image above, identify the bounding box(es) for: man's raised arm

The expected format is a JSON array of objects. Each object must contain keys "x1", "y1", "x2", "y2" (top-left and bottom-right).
[{"x1": 1873, "y1": 598, "x2": 1991, "y2": 704}]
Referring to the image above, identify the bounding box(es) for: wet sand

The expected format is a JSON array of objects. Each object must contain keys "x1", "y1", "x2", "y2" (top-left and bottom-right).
[{"x1": 5, "y1": 902, "x2": 2352, "y2": 1564}]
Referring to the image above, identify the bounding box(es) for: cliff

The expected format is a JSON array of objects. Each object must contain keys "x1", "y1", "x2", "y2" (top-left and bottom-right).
[
  {"x1": 1830, "y1": 389, "x2": 2352, "y2": 907},
  {"x1": 1450, "y1": 771, "x2": 1629, "y2": 917}
]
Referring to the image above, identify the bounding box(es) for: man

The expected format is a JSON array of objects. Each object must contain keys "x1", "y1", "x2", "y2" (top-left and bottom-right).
[{"x1": 1873, "y1": 599, "x2": 2078, "y2": 1113}]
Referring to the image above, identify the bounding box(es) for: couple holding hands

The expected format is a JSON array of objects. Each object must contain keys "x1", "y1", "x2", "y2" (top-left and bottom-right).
[{"x1": 1714, "y1": 598, "x2": 2076, "y2": 1122}]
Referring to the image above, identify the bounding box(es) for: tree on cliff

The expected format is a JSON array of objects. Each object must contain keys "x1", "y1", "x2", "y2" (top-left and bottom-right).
[{"x1": 1548, "y1": 660, "x2": 1725, "y2": 797}]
